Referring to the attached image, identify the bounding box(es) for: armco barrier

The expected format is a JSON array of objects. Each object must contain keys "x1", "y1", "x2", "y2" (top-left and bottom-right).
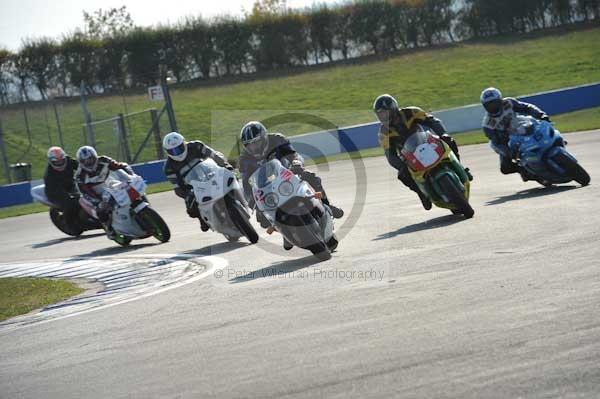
[
  {"x1": 0, "y1": 181, "x2": 32, "y2": 208},
  {"x1": 1, "y1": 82, "x2": 599, "y2": 208},
  {"x1": 131, "y1": 160, "x2": 167, "y2": 184}
]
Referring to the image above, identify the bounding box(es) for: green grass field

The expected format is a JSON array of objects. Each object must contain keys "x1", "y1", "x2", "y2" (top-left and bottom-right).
[
  {"x1": 1, "y1": 26, "x2": 599, "y2": 185},
  {"x1": 0, "y1": 277, "x2": 83, "y2": 322}
]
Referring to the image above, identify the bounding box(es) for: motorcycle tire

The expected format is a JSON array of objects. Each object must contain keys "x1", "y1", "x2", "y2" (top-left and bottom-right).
[
  {"x1": 137, "y1": 207, "x2": 171, "y2": 243},
  {"x1": 114, "y1": 234, "x2": 132, "y2": 247},
  {"x1": 225, "y1": 195, "x2": 259, "y2": 244},
  {"x1": 553, "y1": 153, "x2": 590, "y2": 186},
  {"x1": 50, "y1": 208, "x2": 84, "y2": 237},
  {"x1": 307, "y1": 241, "x2": 332, "y2": 261},
  {"x1": 438, "y1": 175, "x2": 474, "y2": 219}
]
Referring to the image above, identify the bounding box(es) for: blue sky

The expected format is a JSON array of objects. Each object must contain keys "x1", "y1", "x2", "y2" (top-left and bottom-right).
[{"x1": 0, "y1": 0, "x2": 340, "y2": 51}]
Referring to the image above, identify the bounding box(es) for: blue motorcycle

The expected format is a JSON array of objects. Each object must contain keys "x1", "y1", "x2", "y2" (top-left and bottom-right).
[{"x1": 508, "y1": 116, "x2": 590, "y2": 187}]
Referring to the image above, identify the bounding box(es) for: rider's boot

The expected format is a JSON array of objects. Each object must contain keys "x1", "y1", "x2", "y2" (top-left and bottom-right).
[
  {"x1": 283, "y1": 237, "x2": 293, "y2": 250},
  {"x1": 199, "y1": 217, "x2": 210, "y2": 232},
  {"x1": 417, "y1": 190, "x2": 433, "y2": 211}
]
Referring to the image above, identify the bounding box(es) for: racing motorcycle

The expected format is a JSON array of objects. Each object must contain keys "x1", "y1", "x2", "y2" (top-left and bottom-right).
[
  {"x1": 507, "y1": 115, "x2": 590, "y2": 187},
  {"x1": 250, "y1": 159, "x2": 338, "y2": 261},
  {"x1": 184, "y1": 158, "x2": 258, "y2": 243},
  {"x1": 30, "y1": 185, "x2": 102, "y2": 236},
  {"x1": 79, "y1": 170, "x2": 170, "y2": 246},
  {"x1": 401, "y1": 125, "x2": 474, "y2": 218}
]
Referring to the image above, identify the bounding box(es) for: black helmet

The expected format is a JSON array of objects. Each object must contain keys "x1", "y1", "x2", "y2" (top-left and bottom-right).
[
  {"x1": 373, "y1": 94, "x2": 399, "y2": 124},
  {"x1": 240, "y1": 121, "x2": 268, "y2": 158}
]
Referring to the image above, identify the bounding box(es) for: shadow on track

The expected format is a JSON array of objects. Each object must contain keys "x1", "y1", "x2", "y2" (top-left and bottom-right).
[
  {"x1": 486, "y1": 185, "x2": 577, "y2": 206},
  {"x1": 229, "y1": 254, "x2": 322, "y2": 284},
  {"x1": 184, "y1": 241, "x2": 251, "y2": 256},
  {"x1": 65, "y1": 242, "x2": 158, "y2": 261},
  {"x1": 30, "y1": 232, "x2": 107, "y2": 249},
  {"x1": 373, "y1": 215, "x2": 464, "y2": 241}
]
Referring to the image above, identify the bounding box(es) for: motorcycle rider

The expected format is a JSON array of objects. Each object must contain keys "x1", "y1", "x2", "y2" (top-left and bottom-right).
[
  {"x1": 238, "y1": 121, "x2": 344, "y2": 249},
  {"x1": 373, "y1": 94, "x2": 469, "y2": 210},
  {"x1": 75, "y1": 146, "x2": 134, "y2": 239},
  {"x1": 162, "y1": 132, "x2": 234, "y2": 232},
  {"x1": 480, "y1": 87, "x2": 551, "y2": 180},
  {"x1": 44, "y1": 146, "x2": 79, "y2": 226}
]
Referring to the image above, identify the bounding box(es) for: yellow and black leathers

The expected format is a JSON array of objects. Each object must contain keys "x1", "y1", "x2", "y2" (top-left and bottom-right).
[{"x1": 378, "y1": 106, "x2": 459, "y2": 194}]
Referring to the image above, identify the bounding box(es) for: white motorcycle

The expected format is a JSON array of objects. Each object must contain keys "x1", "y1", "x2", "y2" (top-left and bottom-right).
[
  {"x1": 184, "y1": 158, "x2": 258, "y2": 243},
  {"x1": 80, "y1": 170, "x2": 171, "y2": 246},
  {"x1": 250, "y1": 159, "x2": 337, "y2": 260}
]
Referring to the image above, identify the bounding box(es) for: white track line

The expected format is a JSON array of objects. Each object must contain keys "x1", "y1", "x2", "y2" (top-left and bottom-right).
[{"x1": 0, "y1": 254, "x2": 228, "y2": 334}]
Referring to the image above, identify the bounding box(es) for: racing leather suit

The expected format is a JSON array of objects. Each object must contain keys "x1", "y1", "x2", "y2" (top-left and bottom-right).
[
  {"x1": 75, "y1": 156, "x2": 132, "y2": 223},
  {"x1": 44, "y1": 157, "x2": 79, "y2": 224},
  {"x1": 482, "y1": 98, "x2": 549, "y2": 175},
  {"x1": 163, "y1": 141, "x2": 232, "y2": 219},
  {"x1": 379, "y1": 106, "x2": 459, "y2": 194}
]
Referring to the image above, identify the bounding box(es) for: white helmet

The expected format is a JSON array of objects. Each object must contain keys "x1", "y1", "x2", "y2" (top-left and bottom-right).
[
  {"x1": 480, "y1": 87, "x2": 503, "y2": 116},
  {"x1": 163, "y1": 132, "x2": 187, "y2": 161},
  {"x1": 76, "y1": 146, "x2": 98, "y2": 172}
]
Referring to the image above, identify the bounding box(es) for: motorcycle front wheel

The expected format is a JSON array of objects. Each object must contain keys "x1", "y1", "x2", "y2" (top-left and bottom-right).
[
  {"x1": 225, "y1": 195, "x2": 259, "y2": 244},
  {"x1": 553, "y1": 153, "x2": 591, "y2": 186},
  {"x1": 137, "y1": 207, "x2": 171, "y2": 243},
  {"x1": 438, "y1": 175, "x2": 474, "y2": 219}
]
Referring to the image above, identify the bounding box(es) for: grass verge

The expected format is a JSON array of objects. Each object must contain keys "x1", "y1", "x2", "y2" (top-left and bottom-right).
[{"x1": 0, "y1": 277, "x2": 83, "y2": 322}]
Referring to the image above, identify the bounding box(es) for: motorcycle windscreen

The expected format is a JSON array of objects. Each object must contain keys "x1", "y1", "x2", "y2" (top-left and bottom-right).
[
  {"x1": 401, "y1": 130, "x2": 445, "y2": 172},
  {"x1": 250, "y1": 159, "x2": 281, "y2": 189},
  {"x1": 185, "y1": 160, "x2": 217, "y2": 184}
]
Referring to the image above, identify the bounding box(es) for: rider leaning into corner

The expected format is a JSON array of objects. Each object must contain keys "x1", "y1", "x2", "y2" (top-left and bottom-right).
[
  {"x1": 373, "y1": 94, "x2": 472, "y2": 210},
  {"x1": 238, "y1": 121, "x2": 344, "y2": 249},
  {"x1": 75, "y1": 146, "x2": 134, "y2": 239},
  {"x1": 44, "y1": 146, "x2": 79, "y2": 225},
  {"x1": 162, "y1": 132, "x2": 234, "y2": 232},
  {"x1": 480, "y1": 87, "x2": 551, "y2": 181}
]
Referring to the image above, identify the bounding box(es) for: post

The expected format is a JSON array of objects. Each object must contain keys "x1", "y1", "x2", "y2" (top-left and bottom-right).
[
  {"x1": 53, "y1": 102, "x2": 65, "y2": 148},
  {"x1": 117, "y1": 113, "x2": 132, "y2": 163},
  {"x1": 162, "y1": 82, "x2": 178, "y2": 133},
  {"x1": 80, "y1": 81, "x2": 96, "y2": 147},
  {"x1": 0, "y1": 119, "x2": 12, "y2": 184},
  {"x1": 150, "y1": 109, "x2": 164, "y2": 159}
]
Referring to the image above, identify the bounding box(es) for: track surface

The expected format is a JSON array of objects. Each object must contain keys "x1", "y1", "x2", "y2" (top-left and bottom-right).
[{"x1": 1, "y1": 132, "x2": 599, "y2": 398}]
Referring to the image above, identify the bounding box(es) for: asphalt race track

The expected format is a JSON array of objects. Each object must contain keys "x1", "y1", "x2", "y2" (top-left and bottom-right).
[{"x1": 1, "y1": 131, "x2": 599, "y2": 399}]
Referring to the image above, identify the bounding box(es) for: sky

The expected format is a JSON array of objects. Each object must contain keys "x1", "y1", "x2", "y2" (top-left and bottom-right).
[{"x1": 0, "y1": 0, "x2": 339, "y2": 51}]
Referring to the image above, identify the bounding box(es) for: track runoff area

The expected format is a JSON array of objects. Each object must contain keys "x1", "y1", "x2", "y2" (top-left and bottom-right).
[{"x1": 0, "y1": 131, "x2": 598, "y2": 398}]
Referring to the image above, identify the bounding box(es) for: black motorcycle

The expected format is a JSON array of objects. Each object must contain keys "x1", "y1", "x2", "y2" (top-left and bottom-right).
[{"x1": 30, "y1": 184, "x2": 102, "y2": 236}]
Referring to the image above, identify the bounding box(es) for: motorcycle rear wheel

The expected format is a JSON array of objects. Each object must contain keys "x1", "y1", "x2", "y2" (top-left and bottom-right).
[
  {"x1": 49, "y1": 208, "x2": 84, "y2": 236},
  {"x1": 438, "y1": 175, "x2": 474, "y2": 219}
]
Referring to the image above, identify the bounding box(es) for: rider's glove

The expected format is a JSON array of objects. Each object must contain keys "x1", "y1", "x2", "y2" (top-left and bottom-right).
[
  {"x1": 225, "y1": 163, "x2": 235, "y2": 171},
  {"x1": 290, "y1": 159, "x2": 304, "y2": 175},
  {"x1": 540, "y1": 115, "x2": 551, "y2": 122}
]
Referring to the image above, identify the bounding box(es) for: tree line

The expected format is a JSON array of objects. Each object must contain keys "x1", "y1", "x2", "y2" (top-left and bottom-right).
[{"x1": 1, "y1": 0, "x2": 599, "y2": 105}]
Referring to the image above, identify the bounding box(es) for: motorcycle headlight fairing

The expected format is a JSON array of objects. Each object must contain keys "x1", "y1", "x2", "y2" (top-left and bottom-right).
[
  {"x1": 278, "y1": 181, "x2": 294, "y2": 196},
  {"x1": 264, "y1": 193, "x2": 279, "y2": 209}
]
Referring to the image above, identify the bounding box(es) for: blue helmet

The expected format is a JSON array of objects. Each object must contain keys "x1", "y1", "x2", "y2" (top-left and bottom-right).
[
  {"x1": 480, "y1": 87, "x2": 503, "y2": 116},
  {"x1": 240, "y1": 121, "x2": 268, "y2": 158}
]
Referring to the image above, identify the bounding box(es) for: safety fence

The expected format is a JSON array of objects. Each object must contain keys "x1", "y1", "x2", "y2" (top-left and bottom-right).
[{"x1": 1, "y1": 81, "x2": 599, "y2": 208}]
